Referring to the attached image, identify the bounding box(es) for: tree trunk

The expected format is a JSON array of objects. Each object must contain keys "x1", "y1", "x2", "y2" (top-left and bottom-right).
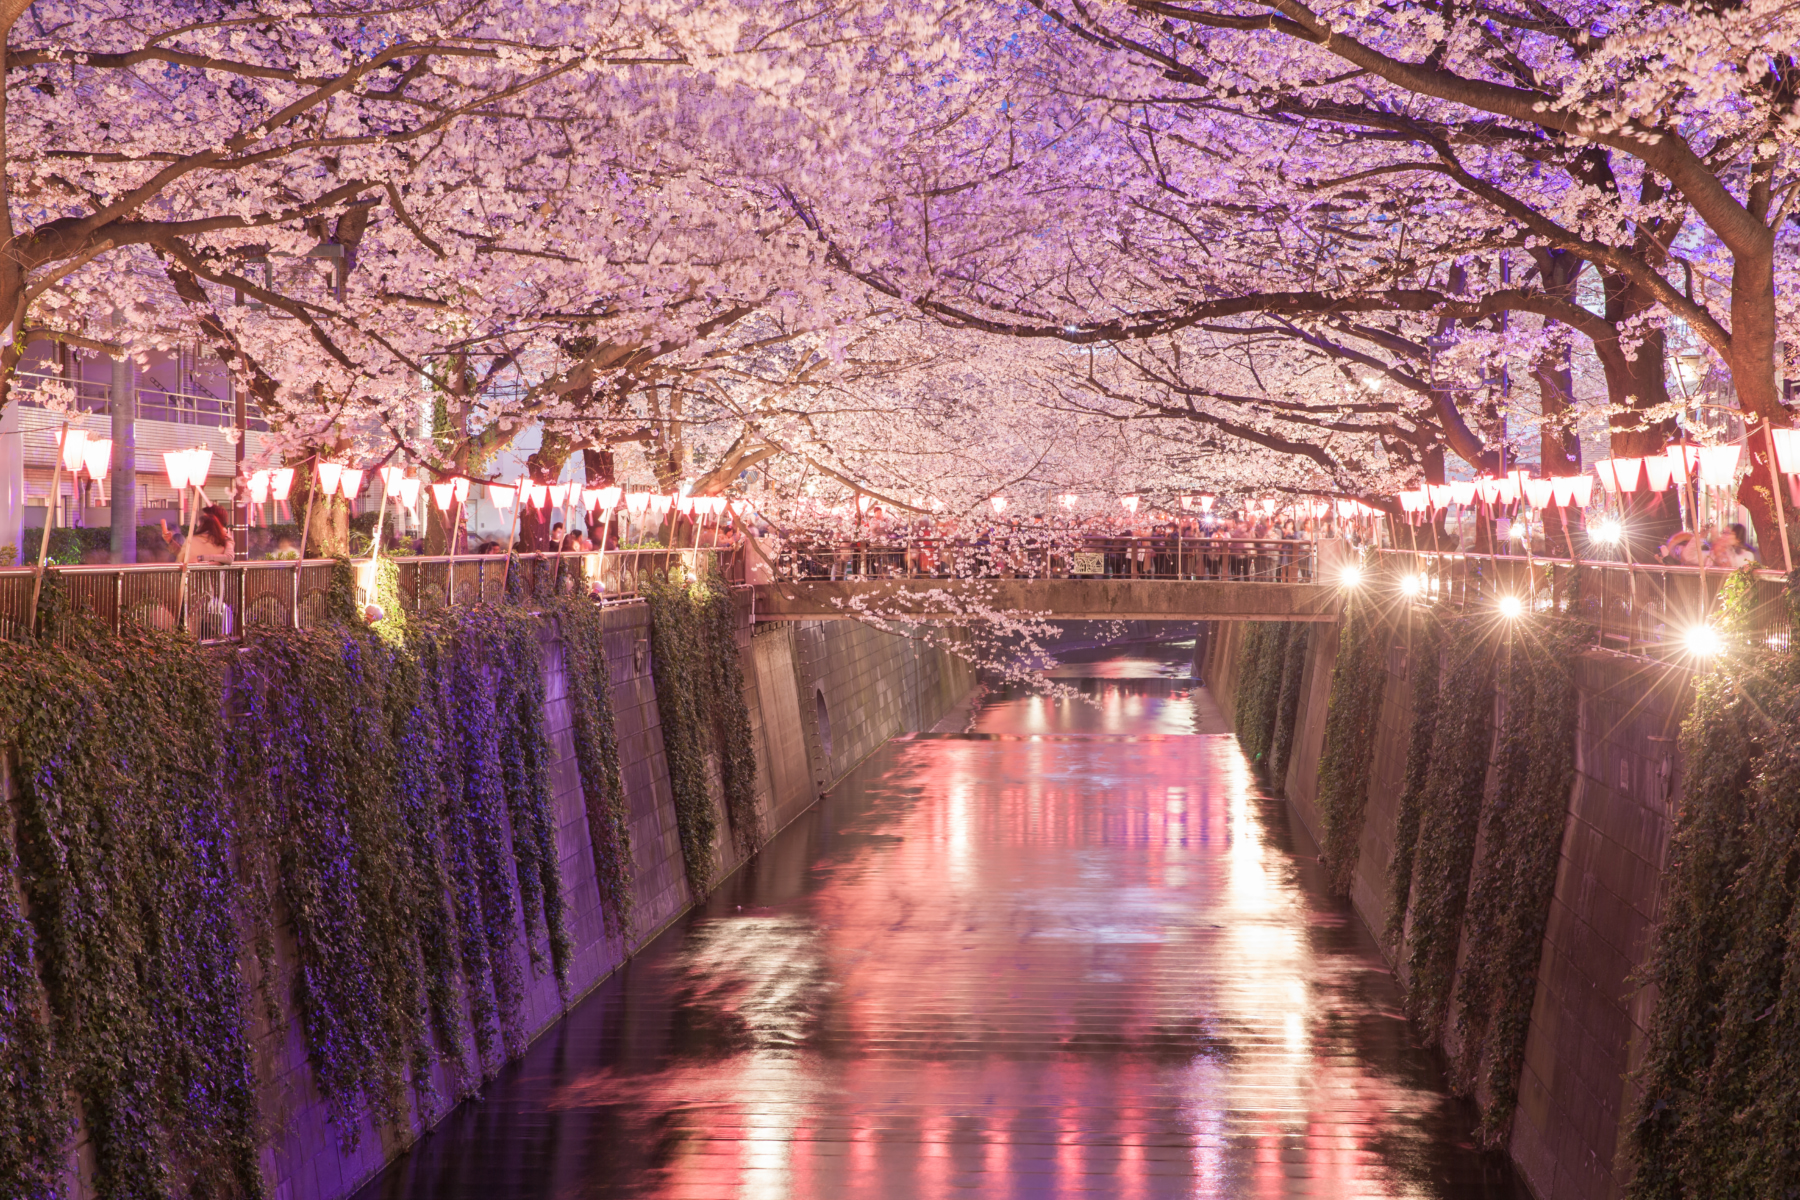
[
  {"x1": 519, "y1": 433, "x2": 574, "y2": 551},
  {"x1": 583, "y1": 446, "x2": 615, "y2": 487},
  {"x1": 1738, "y1": 433, "x2": 1790, "y2": 571},
  {"x1": 1727, "y1": 225, "x2": 1788, "y2": 560},
  {"x1": 1593, "y1": 272, "x2": 1681, "y2": 558}
]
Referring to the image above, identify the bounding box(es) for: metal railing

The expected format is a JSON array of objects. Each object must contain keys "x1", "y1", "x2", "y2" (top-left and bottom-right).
[
  {"x1": 773, "y1": 535, "x2": 1327, "y2": 582},
  {"x1": 11, "y1": 368, "x2": 269, "y2": 430},
  {"x1": 1373, "y1": 548, "x2": 1794, "y2": 658},
  {"x1": 0, "y1": 547, "x2": 745, "y2": 645}
]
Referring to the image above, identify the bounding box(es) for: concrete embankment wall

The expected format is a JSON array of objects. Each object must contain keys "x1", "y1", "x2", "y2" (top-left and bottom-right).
[
  {"x1": 34, "y1": 604, "x2": 974, "y2": 1200},
  {"x1": 1205, "y1": 617, "x2": 1689, "y2": 1200}
]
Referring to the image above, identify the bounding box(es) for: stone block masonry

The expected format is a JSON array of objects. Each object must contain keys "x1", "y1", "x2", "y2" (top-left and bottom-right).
[{"x1": 1205, "y1": 618, "x2": 1689, "y2": 1200}]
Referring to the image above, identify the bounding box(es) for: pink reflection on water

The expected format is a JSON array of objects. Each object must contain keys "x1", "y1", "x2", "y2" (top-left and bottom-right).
[{"x1": 530, "y1": 678, "x2": 1518, "y2": 1198}]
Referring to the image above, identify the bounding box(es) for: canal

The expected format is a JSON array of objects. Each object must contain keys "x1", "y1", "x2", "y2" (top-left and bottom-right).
[{"x1": 357, "y1": 640, "x2": 1527, "y2": 1198}]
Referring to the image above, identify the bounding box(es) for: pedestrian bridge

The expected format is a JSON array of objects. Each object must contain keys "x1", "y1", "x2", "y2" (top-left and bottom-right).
[{"x1": 751, "y1": 577, "x2": 1345, "y2": 622}]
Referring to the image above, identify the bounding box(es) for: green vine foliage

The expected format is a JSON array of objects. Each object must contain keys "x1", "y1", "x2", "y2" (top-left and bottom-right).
[
  {"x1": 1624, "y1": 569, "x2": 1800, "y2": 1199},
  {"x1": 369, "y1": 556, "x2": 408, "y2": 644},
  {"x1": 1269, "y1": 624, "x2": 1312, "y2": 787},
  {"x1": 1234, "y1": 622, "x2": 1294, "y2": 771},
  {"x1": 1, "y1": 621, "x2": 264, "y2": 1200},
  {"x1": 0, "y1": 795, "x2": 63, "y2": 1200},
  {"x1": 554, "y1": 599, "x2": 635, "y2": 937},
  {"x1": 698, "y1": 573, "x2": 763, "y2": 857},
  {"x1": 1315, "y1": 600, "x2": 1390, "y2": 895},
  {"x1": 1400, "y1": 614, "x2": 1498, "y2": 1042},
  {"x1": 1451, "y1": 592, "x2": 1589, "y2": 1145},
  {"x1": 1385, "y1": 611, "x2": 1444, "y2": 948},
  {"x1": 230, "y1": 607, "x2": 576, "y2": 1137},
  {"x1": 1232, "y1": 622, "x2": 1269, "y2": 758},
  {"x1": 643, "y1": 565, "x2": 762, "y2": 895},
  {"x1": 3, "y1": 554, "x2": 647, "y2": 1195}
]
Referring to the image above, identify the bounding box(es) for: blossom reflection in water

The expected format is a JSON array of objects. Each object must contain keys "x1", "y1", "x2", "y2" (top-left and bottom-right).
[{"x1": 360, "y1": 665, "x2": 1524, "y2": 1200}]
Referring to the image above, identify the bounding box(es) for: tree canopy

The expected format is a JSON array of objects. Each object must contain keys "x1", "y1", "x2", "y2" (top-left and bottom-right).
[{"x1": 6, "y1": 0, "x2": 1798, "y2": 527}]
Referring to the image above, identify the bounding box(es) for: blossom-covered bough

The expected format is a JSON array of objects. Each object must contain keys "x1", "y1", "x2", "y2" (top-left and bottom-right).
[
  {"x1": 820, "y1": 0, "x2": 1800, "y2": 543},
  {"x1": 6, "y1": 0, "x2": 1798, "y2": 553},
  {"x1": 0, "y1": 0, "x2": 965, "y2": 480}
]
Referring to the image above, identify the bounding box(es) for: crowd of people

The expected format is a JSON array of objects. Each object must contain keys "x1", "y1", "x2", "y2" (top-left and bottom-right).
[
  {"x1": 777, "y1": 509, "x2": 1346, "y2": 581},
  {"x1": 1656, "y1": 523, "x2": 1759, "y2": 569},
  {"x1": 44, "y1": 500, "x2": 1775, "y2": 580}
]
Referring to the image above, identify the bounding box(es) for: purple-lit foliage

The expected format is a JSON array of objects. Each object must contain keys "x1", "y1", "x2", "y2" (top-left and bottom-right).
[
  {"x1": 231, "y1": 607, "x2": 573, "y2": 1141},
  {"x1": 1, "y1": 614, "x2": 262, "y2": 1198},
  {"x1": 556, "y1": 600, "x2": 635, "y2": 940},
  {"x1": 643, "y1": 567, "x2": 763, "y2": 896}
]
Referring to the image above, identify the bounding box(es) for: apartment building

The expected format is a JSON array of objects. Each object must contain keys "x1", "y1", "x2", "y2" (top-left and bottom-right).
[{"x1": 0, "y1": 338, "x2": 281, "y2": 562}]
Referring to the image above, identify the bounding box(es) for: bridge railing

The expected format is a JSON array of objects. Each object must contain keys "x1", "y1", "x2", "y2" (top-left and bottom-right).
[
  {"x1": 0, "y1": 546, "x2": 743, "y2": 645},
  {"x1": 1373, "y1": 548, "x2": 1794, "y2": 658},
  {"x1": 771, "y1": 535, "x2": 1325, "y2": 583}
]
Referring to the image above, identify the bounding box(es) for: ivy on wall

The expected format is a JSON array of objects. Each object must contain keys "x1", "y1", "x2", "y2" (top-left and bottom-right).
[
  {"x1": 1451, "y1": 592, "x2": 1588, "y2": 1145},
  {"x1": 0, "y1": 566, "x2": 655, "y2": 1196},
  {"x1": 1398, "y1": 614, "x2": 1497, "y2": 1042},
  {"x1": 1, "y1": 620, "x2": 264, "y2": 1200},
  {"x1": 1624, "y1": 570, "x2": 1800, "y2": 1199},
  {"x1": 556, "y1": 599, "x2": 635, "y2": 937},
  {"x1": 1234, "y1": 622, "x2": 1288, "y2": 770},
  {"x1": 0, "y1": 797, "x2": 63, "y2": 1200},
  {"x1": 699, "y1": 572, "x2": 763, "y2": 857},
  {"x1": 644, "y1": 566, "x2": 763, "y2": 895},
  {"x1": 1384, "y1": 611, "x2": 1443, "y2": 948},
  {"x1": 1315, "y1": 600, "x2": 1389, "y2": 895},
  {"x1": 1269, "y1": 624, "x2": 1312, "y2": 787},
  {"x1": 231, "y1": 606, "x2": 573, "y2": 1134}
]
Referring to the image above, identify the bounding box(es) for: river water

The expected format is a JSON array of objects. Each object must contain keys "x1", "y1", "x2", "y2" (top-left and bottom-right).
[{"x1": 358, "y1": 641, "x2": 1526, "y2": 1199}]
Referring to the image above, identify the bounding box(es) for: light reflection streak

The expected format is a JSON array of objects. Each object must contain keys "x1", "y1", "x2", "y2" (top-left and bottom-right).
[{"x1": 508, "y1": 671, "x2": 1519, "y2": 1200}]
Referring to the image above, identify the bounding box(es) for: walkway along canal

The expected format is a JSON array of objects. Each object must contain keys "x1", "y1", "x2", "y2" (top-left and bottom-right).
[{"x1": 357, "y1": 641, "x2": 1526, "y2": 1198}]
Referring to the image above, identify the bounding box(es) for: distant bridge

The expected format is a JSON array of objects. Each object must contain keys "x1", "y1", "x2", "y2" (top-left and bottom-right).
[{"x1": 749, "y1": 578, "x2": 1345, "y2": 622}]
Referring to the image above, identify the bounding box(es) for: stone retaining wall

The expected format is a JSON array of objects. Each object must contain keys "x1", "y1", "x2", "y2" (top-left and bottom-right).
[
  {"x1": 1206, "y1": 617, "x2": 1688, "y2": 1200},
  {"x1": 30, "y1": 602, "x2": 975, "y2": 1200}
]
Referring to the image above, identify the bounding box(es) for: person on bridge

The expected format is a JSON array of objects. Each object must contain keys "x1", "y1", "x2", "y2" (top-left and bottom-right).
[
  {"x1": 1709, "y1": 523, "x2": 1758, "y2": 569},
  {"x1": 1659, "y1": 529, "x2": 1704, "y2": 566}
]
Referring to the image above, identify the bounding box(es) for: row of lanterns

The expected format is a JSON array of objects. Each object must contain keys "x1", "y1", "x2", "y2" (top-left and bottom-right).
[
  {"x1": 1397, "y1": 440, "x2": 1769, "y2": 514},
  {"x1": 239, "y1": 460, "x2": 749, "y2": 521},
  {"x1": 54, "y1": 428, "x2": 115, "y2": 480}
]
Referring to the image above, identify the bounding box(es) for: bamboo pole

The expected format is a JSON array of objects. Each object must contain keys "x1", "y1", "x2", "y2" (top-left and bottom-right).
[
  {"x1": 364, "y1": 474, "x2": 391, "y2": 614},
  {"x1": 176, "y1": 479, "x2": 205, "y2": 630},
  {"x1": 28, "y1": 420, "x2": 71, "y2": 635},
  {"x1": 293, "y1": 454, "x2": 318, "y2": 629},
  {"x1": 1765, "y1": 421, "x2": 1793, "y2": 574},
  {"x1": 498, "y1": 484, "x2": 523, "y2": 598}
]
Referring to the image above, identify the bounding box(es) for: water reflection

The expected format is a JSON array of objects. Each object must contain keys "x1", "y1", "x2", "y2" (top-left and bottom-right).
[{"x1": 358, "y1": 647, "x2": 1525, "y2": 1200}]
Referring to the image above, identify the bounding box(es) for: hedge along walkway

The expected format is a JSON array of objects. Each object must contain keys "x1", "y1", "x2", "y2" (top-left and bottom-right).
[{"x1": 0, "y1": 569, "x2": 641, "y2": 1200}]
